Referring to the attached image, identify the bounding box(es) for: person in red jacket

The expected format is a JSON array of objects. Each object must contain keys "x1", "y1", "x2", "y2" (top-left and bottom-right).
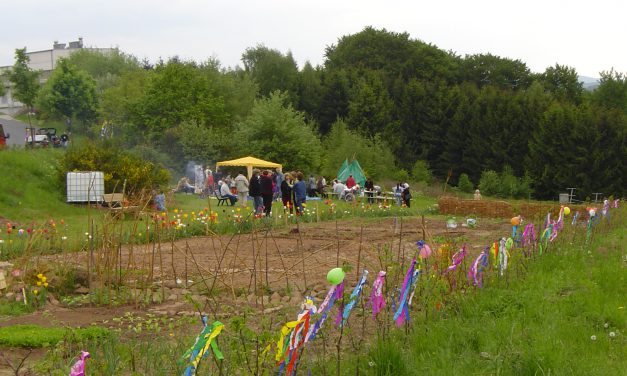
[{"x1": 346, "y1": 175, "x2": 356, "y2": 189}]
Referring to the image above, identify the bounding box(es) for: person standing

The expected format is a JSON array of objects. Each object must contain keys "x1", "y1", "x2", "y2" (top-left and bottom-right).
[
  {"x1": 394, "y1": 182, "x2": 403, "y2": 206},
  {"x1": 308, "y1": 174, "x2": 317, "y2": 197},
  {"x1": 316, "y1": 176, "x2": 326, "y2": 198},
  {"x1": 260, "y1": 170, "x2": 274, "y2": 216},
  {"x1": 274, "y1": 168, "x2": 284, "y2": 201},
  {"x1": 206, "y1": 170, "x2": 215, "y2": 194},
  {"x1": 346, "y1": 174, "x2": 356, "y2": 189},
  {"x1": 365, "y1": 178, "x2": 375, "y2": 203},
  {"x1": 401, "y1": 183, "x2": 411, "y2": 208},
  {"x1": 293, "y1": 172, "x2": 307, "y2": 215},
  {"x1": 249, "y1": 169, "x2": 262, "y2": 214},
  {"x1": 234, "y1": 172, "x2": 249, "y2": 207},
  {"x1": 281, "y1": 173, "x2": 294, "y2": 213}
]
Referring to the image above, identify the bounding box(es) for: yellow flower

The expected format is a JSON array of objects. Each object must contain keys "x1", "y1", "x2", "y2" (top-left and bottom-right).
[
  {"x1": 43, "y1": 282, "x2": 49, "y2": 288},
  {"x1": 33, "y1": 289, "x2": 39, "y2": 295},
  {"x1": 174, "y1": 209, "x2": 179, "y2": 213},
  {"x1": 37, "y1": 281, "x2": 42, "y2": 286},
  {"x1": 37, "y1": 273, "x2": 43, "y2": 279},
  {"x1": 42, "y1": 276, "x2": 47, "y2": 283}
]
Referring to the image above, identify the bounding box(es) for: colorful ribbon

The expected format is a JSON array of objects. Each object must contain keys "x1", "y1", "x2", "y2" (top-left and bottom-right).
[
  {"x1": 521, "y1": 223, "x2": 535, "y2": 248},
  {"x1": 340, "y1": 270, "x2": 369, "y2": 326},
  {"x1": 498, "y1": 238, "x2": 509, "y2": 276},
  {"x1": 368, "y1": 271, "x2": 387, "y2": 319},
  {"x1": 393, "y1": 258, "x2": 417, "y2": 327},
  {"x1": 443, "y1": 246, "x2": 466, "y2": 274},
  {"x1": 180, "y1": 318, "x2": 224, "y2": 376},
  {"x1": 491, "y1": 241, "x2": 499, "y2": 268},
  {"x1": 468, "y1": 247, "x2": 489, "y2": 287},
  {"x1": 571, "y1": 211, "x2": 579, "y2": 225},
  {"x1": 276, "y1": 298, "x2": 316, "y2": 375},
  {"x1": 69, "y1": 351, "x2": 90, "y2": 376},
  {"x1": 306, "y1": 282, "x2": 342, "y2": 342}
]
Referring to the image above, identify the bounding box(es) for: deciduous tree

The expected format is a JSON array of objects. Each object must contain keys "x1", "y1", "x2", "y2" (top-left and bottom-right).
[
  {"x1": 6, "y1": 48, "x2": 40, "y2": 109},
  {"x1": 37, "y1": 59, "x2": 98, "y2": 126}
]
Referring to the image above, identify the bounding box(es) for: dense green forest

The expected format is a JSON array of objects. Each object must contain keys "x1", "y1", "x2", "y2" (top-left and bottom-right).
[{"x1": 8, "y1": 27, "x2": 626, "y2": 199}]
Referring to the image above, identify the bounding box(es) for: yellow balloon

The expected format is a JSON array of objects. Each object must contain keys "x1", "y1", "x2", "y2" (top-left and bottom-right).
[{"x1": 563, "y1": 207, "x2": 570, "y2": 215}]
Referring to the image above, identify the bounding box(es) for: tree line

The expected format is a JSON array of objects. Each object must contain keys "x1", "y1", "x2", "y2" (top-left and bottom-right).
[{"x1": 4, "y1": 26, "x2": 625, "y2": 200}]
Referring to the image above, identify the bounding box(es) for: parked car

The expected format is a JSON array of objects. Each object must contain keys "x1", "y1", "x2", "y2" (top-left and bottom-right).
[{"x1": 25, "y1": 127, "x2": 49, "y2": 146}]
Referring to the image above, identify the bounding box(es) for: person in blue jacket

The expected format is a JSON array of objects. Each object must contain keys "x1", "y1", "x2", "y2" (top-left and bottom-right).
[{"x1": 293, "y1": 172, "x2": 307, "y2": 215}]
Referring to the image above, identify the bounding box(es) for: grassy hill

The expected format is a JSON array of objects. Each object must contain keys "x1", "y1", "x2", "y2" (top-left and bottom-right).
[{"x1": 0, "y1": 148, "x2": 88, "y2": 225}]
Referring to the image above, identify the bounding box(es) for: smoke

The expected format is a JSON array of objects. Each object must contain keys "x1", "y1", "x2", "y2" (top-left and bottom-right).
[
  {"x1": 185, "y1": 161, "x2": 198, "y2": 179},
  {"x1": 185, "y1": 161, "x2": 206, "y2": 189}
]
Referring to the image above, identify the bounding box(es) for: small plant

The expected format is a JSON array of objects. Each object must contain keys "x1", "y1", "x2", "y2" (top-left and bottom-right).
[{"x1": 0, "y1": 325, "x2": 110, "y2": 348}]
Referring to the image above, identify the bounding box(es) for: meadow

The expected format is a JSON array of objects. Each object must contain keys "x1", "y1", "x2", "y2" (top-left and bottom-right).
[{"x1": 0, "y1": 147, "x2": 623, "y2": 375}]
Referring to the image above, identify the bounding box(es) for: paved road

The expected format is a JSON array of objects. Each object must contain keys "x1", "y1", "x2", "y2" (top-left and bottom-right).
[{"x1": 0, "y1": 116, "x2": 28, "y2": 147}]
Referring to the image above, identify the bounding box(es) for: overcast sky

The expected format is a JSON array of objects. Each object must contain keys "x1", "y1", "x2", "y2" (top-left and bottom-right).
[{"x1": 1, "y1": 0, "x2": 625, "y2": 78}]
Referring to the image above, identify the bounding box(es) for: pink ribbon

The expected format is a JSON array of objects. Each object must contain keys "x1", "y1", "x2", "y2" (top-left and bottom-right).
[
  {"x1": 443, "y1": 246, "x2": 466, "y2": 274},
  {"x1": 367, "y1": 271, "x2": 387, "y2": 319},
  {"x1": 69, "y1": 351, "x2": 90, "y2": 376}
]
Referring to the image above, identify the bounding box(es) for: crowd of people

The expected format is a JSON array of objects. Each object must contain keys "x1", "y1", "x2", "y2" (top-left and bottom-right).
[{"x1": 173, "y1": 165, "x2": 415, "y2": 215}]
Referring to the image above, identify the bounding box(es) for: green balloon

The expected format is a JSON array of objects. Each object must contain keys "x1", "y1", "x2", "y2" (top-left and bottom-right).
[{"x1": 326, "y1": 267, "x2": 345, "y2": 285}]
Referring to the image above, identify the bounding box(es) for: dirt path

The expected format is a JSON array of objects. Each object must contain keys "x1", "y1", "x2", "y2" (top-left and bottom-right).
[
  {"x1": 1, "y1": 215, "x2": 514, "y2": 374},
  {"x1": 4, "y1": 216, "x2": 510, "y2": 328}
]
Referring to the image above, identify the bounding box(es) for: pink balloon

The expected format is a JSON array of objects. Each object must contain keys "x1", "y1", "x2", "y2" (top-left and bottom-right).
[{"x1": 419, "y1": 244, "x2": 432, "y2": 259}]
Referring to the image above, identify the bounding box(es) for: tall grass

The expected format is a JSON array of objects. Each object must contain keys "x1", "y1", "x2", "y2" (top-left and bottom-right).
[{"x1": 355, "y1": 211, "x2": 626, "y2": 375}]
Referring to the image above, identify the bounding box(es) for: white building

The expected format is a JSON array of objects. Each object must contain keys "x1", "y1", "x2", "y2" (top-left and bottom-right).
[{"x1": 0, "y1": 38, "x2": 112, "y2": 115}]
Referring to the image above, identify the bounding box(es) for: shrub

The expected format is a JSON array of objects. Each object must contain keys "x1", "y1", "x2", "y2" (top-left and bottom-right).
[
  {"x1": 394, "y1": 169, "x2": 410, "y2": 183},
  {"x1": 412, "y1": 160, "x2": 433, "y2": 184},
  {"x1": 457, "y1": 173, "x2": 474, "y2": 193},
  {"x1": 478, "y1": 170, "x2": 501, "y2": 196},
  {"x1": 59, "y1": 141, "x2": 170, "y2": 195},
  {"x1": 479, "y1": 168, "x2": 533, "y2": 199}
]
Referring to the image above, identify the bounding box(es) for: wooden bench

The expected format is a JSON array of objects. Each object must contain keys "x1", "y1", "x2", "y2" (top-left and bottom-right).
[{"x1": 102, "y1": 193, "x2": 139, "y2": 215}]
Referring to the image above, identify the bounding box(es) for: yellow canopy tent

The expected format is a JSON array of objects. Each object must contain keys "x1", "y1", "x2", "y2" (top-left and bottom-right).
[{"x1": 216, "y1": 156, "x2": 282, "y2": 179}]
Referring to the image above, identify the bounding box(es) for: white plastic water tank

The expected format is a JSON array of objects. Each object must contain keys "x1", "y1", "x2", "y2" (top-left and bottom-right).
[
  {"x1": 559, "y1": 193, "x2": 570, "y2": 204},
  {"x1": 66, "y1": 171, "x2": 105, "y2": 202}
]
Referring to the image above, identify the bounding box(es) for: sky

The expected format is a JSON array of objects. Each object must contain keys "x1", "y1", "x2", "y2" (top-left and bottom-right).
[{"x1": 1, "y1": 0, "x2": 626, "y2": 78}]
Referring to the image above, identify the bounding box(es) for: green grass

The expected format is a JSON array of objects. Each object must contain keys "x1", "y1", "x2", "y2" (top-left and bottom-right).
[
  {"x1": 0, "y1": 324, "x2": 110, "y2": 348},
  {"x1": 0, "y1": 148, "x2": 93, "y2": 258},
  {"x1": 352, "y1": 213, "x2": 626, "y2": 375},
  {"x1": 0, "y1": 148, "x2": 92, "y2": 228},
  {"x1": 0, "y1": 300, "x2": 35, "y2": 317},
  {"x1": 0, "y1": 145, "x2": 438, "y2": 262}
]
